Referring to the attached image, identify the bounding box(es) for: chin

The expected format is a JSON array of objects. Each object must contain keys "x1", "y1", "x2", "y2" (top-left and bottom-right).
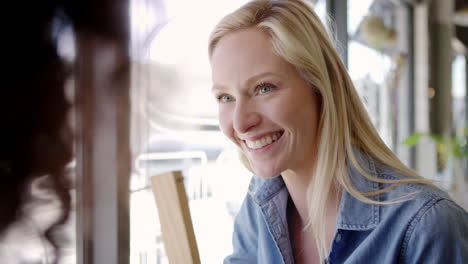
[
  {"x1": 256, "y1": 173, "x2": 281, "y2": 179},
  {"x1": 245, "y1": 156, "x2": 285, "y2": 179},
  {"x1": 251, "y1": 166, "x2": 283, "y2": 179}
]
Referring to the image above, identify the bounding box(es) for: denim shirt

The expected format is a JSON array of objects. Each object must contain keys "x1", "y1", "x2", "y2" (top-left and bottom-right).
[{"x1": 224, "y1": 151, "x2": 468, "y2": 264}]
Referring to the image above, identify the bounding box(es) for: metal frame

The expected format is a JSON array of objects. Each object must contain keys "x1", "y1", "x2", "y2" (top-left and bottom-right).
[
  {"x1": 413, "y1": 2, "x2": 437, "y2": 178},
  {"x1": 327, "y1": 0, "x2": 348, "y2": 67}
]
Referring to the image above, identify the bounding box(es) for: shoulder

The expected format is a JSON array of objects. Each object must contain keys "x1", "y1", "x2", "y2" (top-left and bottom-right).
[
  {"x1": 369, "y1": 159, "x2": 468, "y2": 260},
  {"x1": 373, "y1": 168, "x2": 468, "y2": 262},
  {"x1": 403, "y1": 197, "x2": 468, "y2": 239},
  {"x1": 375, "y1": 163, "x2": 464, "y2": 227},
  {"x1": 370, "y1": 157, "x2": 451, "y2": 205},
  {"x1": 399, "y1": 198, "x2": 468, "y2": 263},
  {"x1": 373, "y1": 162, "x2": 468, "y2": 262}
]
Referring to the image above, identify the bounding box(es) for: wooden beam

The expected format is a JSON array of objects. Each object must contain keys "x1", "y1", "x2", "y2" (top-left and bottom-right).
[{"x1": 151, "y1": 171, "x2": 201, "y2": 264}]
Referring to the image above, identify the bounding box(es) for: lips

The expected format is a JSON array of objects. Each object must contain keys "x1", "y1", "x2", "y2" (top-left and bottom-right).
[{"x1": 244, "y1": 131, "x2": 284, "y2": 149}]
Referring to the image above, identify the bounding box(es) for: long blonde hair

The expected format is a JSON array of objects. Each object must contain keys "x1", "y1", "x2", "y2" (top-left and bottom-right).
[{"x1": 208, "y1": 0, "x2": 433, "y2": 261}]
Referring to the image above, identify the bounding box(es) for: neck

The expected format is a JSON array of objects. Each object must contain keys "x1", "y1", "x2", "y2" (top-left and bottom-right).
[{"x1": 282, "y1": 168, "x2": 341, "y2": 227}]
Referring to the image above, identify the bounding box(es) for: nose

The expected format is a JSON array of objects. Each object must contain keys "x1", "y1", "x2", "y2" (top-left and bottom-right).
[{"x1": 233, "y1": 100, "x2": 261, "y2": 135}]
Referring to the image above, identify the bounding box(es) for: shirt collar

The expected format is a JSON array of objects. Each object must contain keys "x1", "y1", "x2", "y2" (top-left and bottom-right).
[
  {"x1": 247, "y1": 148, "x2": 381, "y2": 230},
  {"x1": 248, "y1": 174, "x2": 285, "y2": 206},
  {"x1": 336, "y1": 149, "x2": 380, "y2": 230}
]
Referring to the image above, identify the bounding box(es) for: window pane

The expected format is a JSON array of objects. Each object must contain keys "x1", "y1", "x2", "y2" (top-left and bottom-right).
[
  {"x1": 129, "y1": 1, "x2": 328, "y2": 263},
  {"x1": 130, "y1": 1, "x2": 250, "y2": 263},
  {"x1": 348, "y1": 0, "x2": 398, "y2": 150},
  {"x1": 452, "y1": 54, "x2": 466, "y2": 132}
]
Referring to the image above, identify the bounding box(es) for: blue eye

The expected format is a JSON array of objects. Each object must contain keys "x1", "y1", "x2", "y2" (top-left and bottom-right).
[
  {"x1": 257, "y1": 83, "x2": 275, "y2": 94},
  {"x1": 217, "y1": 94, "x2": 233, "y2": 103}
]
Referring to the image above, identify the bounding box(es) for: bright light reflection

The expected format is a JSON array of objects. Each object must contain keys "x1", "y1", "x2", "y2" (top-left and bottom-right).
[
  {"x1": 452, "y1": 55, "x2": 466, "y2": 99},
  {"x1": 349, "y1": 42, "x2": 392, "y2": 84}
]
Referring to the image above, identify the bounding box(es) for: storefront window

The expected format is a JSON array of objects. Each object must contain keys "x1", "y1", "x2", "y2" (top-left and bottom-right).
[
  {"x1": 348, "y1": 0, "x2": 397, "y2": 149},
  {"x1": 129, "y1": 1, "x2": 329, "y2": 263}
]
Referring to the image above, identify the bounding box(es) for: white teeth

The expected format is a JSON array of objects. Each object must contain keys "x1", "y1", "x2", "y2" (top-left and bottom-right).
[
  {"x1": 254, "y1": 140, "x2": 263, "y2": 149},
  {"x1": 245, "y1": 132, "x2": 282, "y2": 149}
]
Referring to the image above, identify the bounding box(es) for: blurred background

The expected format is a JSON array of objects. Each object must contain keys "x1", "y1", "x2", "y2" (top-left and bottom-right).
[{"x1": 2, "y1": 0, "x2": 467, "y2": 263}]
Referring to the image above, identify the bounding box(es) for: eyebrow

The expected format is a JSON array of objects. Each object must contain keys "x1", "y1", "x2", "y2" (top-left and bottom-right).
[
  {"x1": 211, "y1": 71, "x2": 282, "y2": 92},
  {"x1": 211, "y1": 85, "x2": 224, "y2": 92}
]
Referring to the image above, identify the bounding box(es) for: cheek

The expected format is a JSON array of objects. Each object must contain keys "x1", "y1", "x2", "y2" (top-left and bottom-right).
[
  {"x1": 279, "y1": 94, "x2": 319, "y2": 134},
  {"x1": 270, "y1": 96, "x2": 300, "y2": 125},
  {"x1": 295, "y1": 97, "x2": 320, "y2": 140},
  {"x1": 218, "y1": 109, "x2": 235, "y2": 140}
]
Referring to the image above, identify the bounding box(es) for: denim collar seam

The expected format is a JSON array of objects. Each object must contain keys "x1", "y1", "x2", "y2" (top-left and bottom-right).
[
  {"x1": 336, "y1": 151, "x2": 381, "y2": 230},
  {"x1": 399, "y1": 197, "x2": 443, "y2": 262},
  {"x1": 248, "y1": 177, "x2": 285, "y2": 206},
  {"x1": 260, "y1": 201, "x2": 294, "y2": 264}
]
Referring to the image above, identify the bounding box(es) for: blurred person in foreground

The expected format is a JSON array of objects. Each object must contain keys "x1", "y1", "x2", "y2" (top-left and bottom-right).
[
  {"x1": 1, "y1": 0, "x2": 126, "y2": 263},
  {"x1": 0, "y1": 2, "x2": 73, "y2": 263},
  {"x1": 208, "y1": 0, "x2": 468, "y2": 263}
]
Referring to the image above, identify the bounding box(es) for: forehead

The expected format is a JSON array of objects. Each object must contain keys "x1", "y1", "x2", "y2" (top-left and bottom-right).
[{"x1": 210, "y1": 28, "x2": 291, "y2": 84}]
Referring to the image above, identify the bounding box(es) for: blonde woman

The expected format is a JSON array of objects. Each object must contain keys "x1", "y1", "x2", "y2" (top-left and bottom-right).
[{"x1": 208, "y1": 0, "x2": 468, "y2": 263}]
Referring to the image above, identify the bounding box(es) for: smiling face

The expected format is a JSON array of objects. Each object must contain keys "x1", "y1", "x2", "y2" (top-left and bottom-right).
[{"x1": 210, "y1": 28, "x2": 321, "y2": 178}]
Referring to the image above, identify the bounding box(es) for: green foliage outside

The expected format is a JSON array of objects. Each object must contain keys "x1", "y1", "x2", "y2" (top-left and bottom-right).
[{"x1": 403, "y1": 127, "x2": 468, "y2": 171}]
